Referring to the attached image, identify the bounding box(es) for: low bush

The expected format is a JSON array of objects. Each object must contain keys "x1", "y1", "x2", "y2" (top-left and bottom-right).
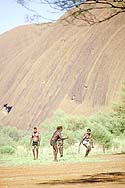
[{"x1": 1, "y1": 145, "x2": 15, "y2": 155}]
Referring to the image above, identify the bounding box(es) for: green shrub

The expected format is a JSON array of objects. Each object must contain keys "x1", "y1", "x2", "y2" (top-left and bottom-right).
[
  {"x1": 92, "y1": 125, "x2": 112, "y2": 149},
  {"x1": 2, "y1": 126, "x2": 21, "y2": 142},
  {"x1": 1, "y1": 81, "x2": 125, "y2": 157},
  {"x1": 1, "y1": 145, "x2": 15, "y2": 155}
]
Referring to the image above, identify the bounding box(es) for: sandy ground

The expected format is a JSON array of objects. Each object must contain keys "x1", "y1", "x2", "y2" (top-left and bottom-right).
[{"x1": 0, "y1": 154, "x2": 125, "y2": 188}]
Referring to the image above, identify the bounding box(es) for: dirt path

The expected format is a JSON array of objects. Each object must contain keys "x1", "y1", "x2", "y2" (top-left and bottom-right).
[{"x1": 0, "y1": 154, "x2": 125, "y2": 188}]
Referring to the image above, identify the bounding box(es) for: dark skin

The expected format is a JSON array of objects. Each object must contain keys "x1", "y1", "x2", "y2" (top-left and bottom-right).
[
  {"x1": 51, "y1": 126, "x2": 68, "y2": 161},
  {"x1": 30, "y1": 128, "x2": 40, "y2": 160},
  {"x1": 79, "y1": 129, "x2": 94, "y2": 157},
  {"x1": 53, "y1": 128, "x2": 62, "y2": 161},
  {"x1": 58, "y1": 139, "x2": 63, "y2": 157}
]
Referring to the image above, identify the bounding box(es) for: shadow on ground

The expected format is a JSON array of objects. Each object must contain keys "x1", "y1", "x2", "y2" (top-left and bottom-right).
[{"x1": 37, "y1": 172, "x2": 125, "y2": 185}]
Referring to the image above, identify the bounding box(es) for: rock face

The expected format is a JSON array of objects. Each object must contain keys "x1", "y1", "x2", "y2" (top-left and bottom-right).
[{"x1": 0, "y1": 13, "x2": 125, "y2": 129}]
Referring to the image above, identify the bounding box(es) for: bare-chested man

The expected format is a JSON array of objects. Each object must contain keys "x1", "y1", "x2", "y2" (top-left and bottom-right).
[
  {"x1": 50, "y1": 126, "x2": 67, "y2": 161},
  {"x1": 30, "y1": 127, "x2": 40, "y2": 160},
  {"x1": 79, "y1": 128, "x2": 94, "y2": 157}
]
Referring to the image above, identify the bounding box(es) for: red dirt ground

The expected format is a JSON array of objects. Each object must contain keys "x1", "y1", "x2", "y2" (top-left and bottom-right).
[{"x1": 0, "y1": 154, "x2": 125, "y2": 188}]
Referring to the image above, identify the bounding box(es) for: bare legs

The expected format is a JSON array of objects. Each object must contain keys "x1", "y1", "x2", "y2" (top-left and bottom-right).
[
  {"x1": 59, "y1": 145, "x2": 63, "y2": 157},
  {"x1": 53, "y1": 144, "x2": 58, "y2": 161},
  {"x1": 83, "y1": 144, "x2": 91, "y2": 157},
  {"x1": 32, "y1": 146, "x2": 39, "y2": 160}
]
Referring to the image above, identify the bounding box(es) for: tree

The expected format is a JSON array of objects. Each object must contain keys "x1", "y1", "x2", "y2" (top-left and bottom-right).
[
  {"x1": 113, "y1": 82, "x2": 125, "y2": 117},
  {"x1": 112, "y1": 82, "x2": 125, "y2": 135},
  {"x1": 16, "y1": 0, "x2": 125, "y2": 24},
  {"x1": 92, "y1": 125, "x2": 112, "y2": 152}
]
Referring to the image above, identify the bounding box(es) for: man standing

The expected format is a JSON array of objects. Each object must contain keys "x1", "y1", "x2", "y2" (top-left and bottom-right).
[
  {"x1": 50, "y1": 126, "x2": 66, "y2": 161},
  {"x1": 30, "y1": 127, "x2": 40, "y2": 160},
  {"x1": 79, "y1": 128, "x2": 94, "y2": 157}
]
